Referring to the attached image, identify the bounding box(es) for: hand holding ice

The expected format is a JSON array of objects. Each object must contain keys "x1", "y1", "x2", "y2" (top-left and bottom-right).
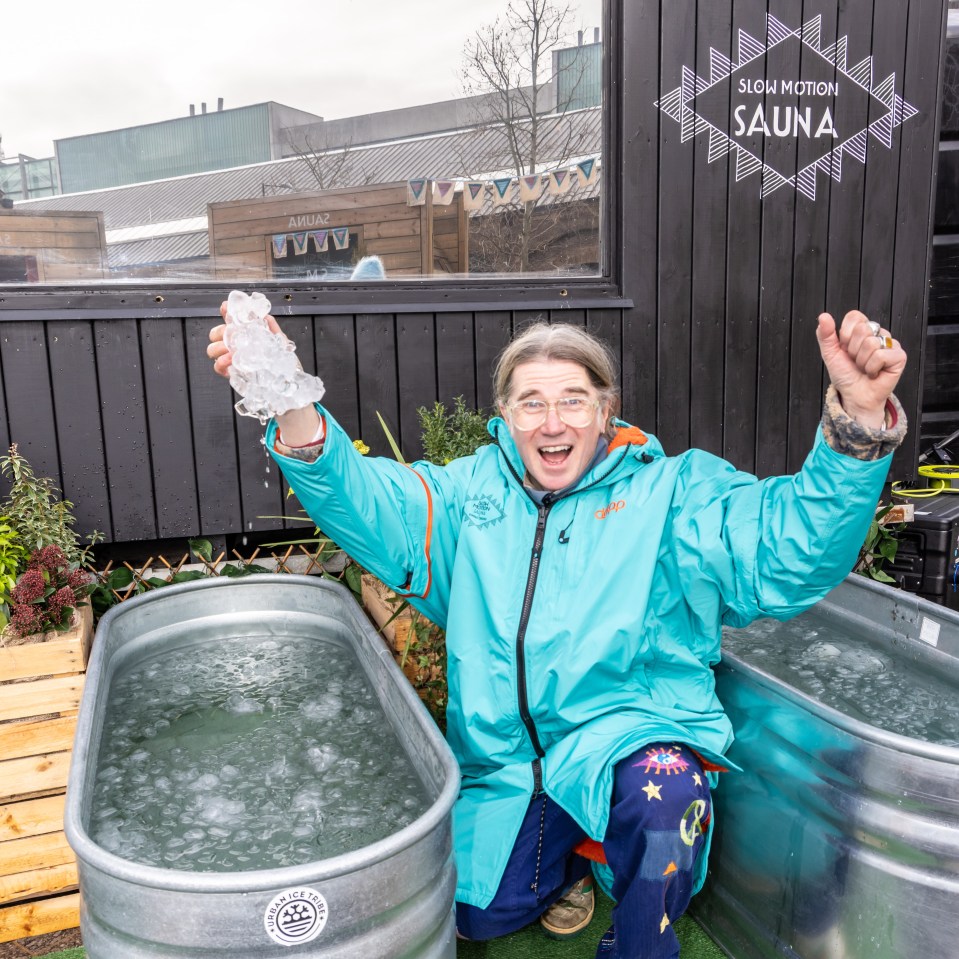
[{"x1": 224, "y1": 290, "x2": 325, "y2": 423}]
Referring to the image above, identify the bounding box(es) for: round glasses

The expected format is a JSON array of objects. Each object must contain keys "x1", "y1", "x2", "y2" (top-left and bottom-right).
[{"x1": 507, "y1": 397, "x2": 600, "y2": 431}]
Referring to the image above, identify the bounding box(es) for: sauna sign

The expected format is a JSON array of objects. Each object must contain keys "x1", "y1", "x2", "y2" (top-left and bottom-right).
[{"x1": 655, "y1": 14, "x2": 919, "y2": 200}]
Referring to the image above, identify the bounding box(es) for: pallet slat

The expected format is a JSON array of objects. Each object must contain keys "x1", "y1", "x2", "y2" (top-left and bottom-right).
[
  {"x1": 0, "y1": 639, "x2": 84, "y2": 682},
  {"x1": 0, "y1": 795, "x2": 67, "y2": 842},
  {"x1": 0, "y1": 752, "x2": 72, "y2": 805},
  {"x1": 0, "y1": 831, "x2": 74, "y2": 880},
  {"x1": 0, "y1": 862, "x2": 77, "y2": 906},
  {"x1": 0, "y1": 891, "x2": 80, "y2": 943},
  {"x1": 0, "y1": 675, "x2": 84, "y2": 724},
  {"x1": 0, "y1": 717, "x2": 76, "y2": 765}
]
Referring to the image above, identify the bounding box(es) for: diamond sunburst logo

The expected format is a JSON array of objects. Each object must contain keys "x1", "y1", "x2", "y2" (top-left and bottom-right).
[{"x1": 655, "y1": 14, "x2": 920, "y2": 200}]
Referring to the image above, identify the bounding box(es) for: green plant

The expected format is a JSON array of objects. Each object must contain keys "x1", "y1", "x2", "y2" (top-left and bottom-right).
[
  {"x1": 8, "y1": 544, "x2": 93, "y2": 636},
  {"x1": 417, "y1": 397, "x2": 492, "y2": 465},
  {"x1": 855, "y1": 504, "x2": 905, "y2": 583},
  {"x1": 0, "y1": 516, "x2": 27, "y2": 627},
  {"x1": 0, "y1": 444, "x2": 101, "y2": 566}
]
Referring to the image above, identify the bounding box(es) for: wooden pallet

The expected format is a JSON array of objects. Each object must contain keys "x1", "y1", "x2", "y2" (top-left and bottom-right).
[{"x1": 0, "y1": 605, "x2": 92, "y2": 943}]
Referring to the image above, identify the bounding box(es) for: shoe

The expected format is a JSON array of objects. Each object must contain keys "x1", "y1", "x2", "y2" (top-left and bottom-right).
[{"x1": 540, "y1": 877, "x2": 595, "y2": 939}]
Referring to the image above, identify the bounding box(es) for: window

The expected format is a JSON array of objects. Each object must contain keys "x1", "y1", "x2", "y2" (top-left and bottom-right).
[{"x1": 1, "y1": 0, "x2": 605, "y2": 288}]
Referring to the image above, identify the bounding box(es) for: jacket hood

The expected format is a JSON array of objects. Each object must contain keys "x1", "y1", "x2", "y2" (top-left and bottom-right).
[{"x1": 487, "y1": 416, "x2": 665, "y2": 493}]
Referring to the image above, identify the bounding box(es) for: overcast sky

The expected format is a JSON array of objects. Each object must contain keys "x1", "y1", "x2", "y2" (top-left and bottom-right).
[{"x1": 2, "y1": 0, "x2": 603, "y2": 159}]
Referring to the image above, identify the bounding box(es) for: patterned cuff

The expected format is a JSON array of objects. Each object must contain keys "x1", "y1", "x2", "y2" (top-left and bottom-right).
[{"x1": 821, "y1": 385, "x2": 908, "y2": 461}]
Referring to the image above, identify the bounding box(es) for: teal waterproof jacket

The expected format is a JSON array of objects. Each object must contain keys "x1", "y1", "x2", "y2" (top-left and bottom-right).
[{"x1": 267, "y1": 409, "x2": 892, "y2": 908}]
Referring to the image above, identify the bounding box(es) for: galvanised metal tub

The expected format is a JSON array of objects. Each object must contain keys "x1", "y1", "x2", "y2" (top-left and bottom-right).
[
  {"x1": 65, "y1": 575, "x2": 459, "y2": 958},
  {"x1": 693, "y1": 575, "x2": 959, "y2": 959}
]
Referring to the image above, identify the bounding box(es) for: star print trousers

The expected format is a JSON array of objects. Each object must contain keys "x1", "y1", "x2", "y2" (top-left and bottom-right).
[{"x1": 455, "y1": 742, "x2": 711, "y2": 959}]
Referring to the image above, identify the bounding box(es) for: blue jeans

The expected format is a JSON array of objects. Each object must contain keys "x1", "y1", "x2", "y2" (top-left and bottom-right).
[{"x1": 455, "y1": 743, "x2": 711, "y2": 959}]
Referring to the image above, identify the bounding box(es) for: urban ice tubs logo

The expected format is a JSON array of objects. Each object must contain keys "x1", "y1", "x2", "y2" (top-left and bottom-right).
[{"x1": 655, "y1": 14, "x2": 919, "y2": 200}]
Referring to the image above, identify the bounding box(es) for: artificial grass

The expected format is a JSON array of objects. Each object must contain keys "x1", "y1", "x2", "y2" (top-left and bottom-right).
[
  {"x1": 457, "y1": 890, "x2": 726, "y2": 958},
  {"x1": 36, "y1": 896, "x2": 725, "y2": 959}
]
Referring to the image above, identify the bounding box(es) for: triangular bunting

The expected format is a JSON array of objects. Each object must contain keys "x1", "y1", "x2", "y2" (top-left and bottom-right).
[
  {"x1": 519, "y1": 174, "x2": 545, "y2": 202},
  {"x1": 801, "y1": 15, "x2": 822, "y2": 51},
  {"x1": 462, "y1": 181, "x2": 486, "y2": 211},
  {"x1": 656, "y1": 87, "x2": 684, "y2": 122},
  {"x1": 576, "y1": 158, "x2": 598, "y2": 186},
  {"x1": 331, "y1": 227, "x2": 350, "y2": 250},
  {"x1": 847, "y1": 57, "x2": 874, "y2": 91},
  {"x1": 492, "y1": 176, "x2": 514, "y2": 205},
  {"x1": 680, "y1": 106, "x2": 710, "y2": 143},
  {"x1": 709, "y1": 48, "x2": 733, "y2": 84},
  {"x1": 407, "y1": 178, "x2": 428, "y2": 206},
  {"x1": 547, "y1": 169, "x2": 572, "y2": 195},
  {"x1": 822, "y1": 36, "x2": 848, "y2": 72},
  {"x1": 271, "y1": 235, "x2": 288, "y2": 258},
  {"x1": 819, "y1": 149, "x2": 843, "y2": 183},
  {"x1": 310, "y1": 230, "x2": 328, "y2": 252},
  {"x1": 737, "y1": 29, "x2": 765, "y2": 65},
  {"x1": 872, "y1": 73, "x2": 896, "y2": 107},
  {"x1": 869, "y1": 113, "x2": 895, "y2": 148},
  {"x1": 707, "y1": 128, "x2": 734, "y2": 162},
  {"x1": 766, "y1": 15, "x2": 794, "y2": 46},
  {"x1": 290, "y1": 232, "x2": 309, "y2": 255},
  {"x1": 433, "y1": 180, "x2": 456, "y2": 205},
  {"x1": 735, "y1": 148, "x2": 763, "y2": 181},
  {"x1": 796, "y1": 165, "x2": 818, "y2": 201},
  {"x1": 844, "y1": 131, "x2": 868, "y2": 163}
]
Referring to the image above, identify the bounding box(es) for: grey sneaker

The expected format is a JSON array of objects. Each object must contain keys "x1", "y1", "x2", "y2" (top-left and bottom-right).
[{"x1": 540, "y1": 877, "x2": 595, "y2": 939}]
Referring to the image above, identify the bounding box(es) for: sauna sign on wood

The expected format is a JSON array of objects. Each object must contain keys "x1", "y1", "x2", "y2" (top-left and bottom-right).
[{"x1": 656, "y1": 13, "x2": 920, "y2": 200}]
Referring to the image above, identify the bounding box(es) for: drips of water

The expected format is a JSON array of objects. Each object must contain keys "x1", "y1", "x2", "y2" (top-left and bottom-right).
[
  {"x1": 722, "y1": 614, "x2": 959, "y2": 746},
  {"x1": 91, "y1": 635, "x2": 429, "y2": 872}
]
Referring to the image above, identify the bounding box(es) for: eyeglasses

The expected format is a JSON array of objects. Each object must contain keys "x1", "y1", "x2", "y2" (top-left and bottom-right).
[{"x1": 507, "y1": 397, "x2": 600, "y2": 431}]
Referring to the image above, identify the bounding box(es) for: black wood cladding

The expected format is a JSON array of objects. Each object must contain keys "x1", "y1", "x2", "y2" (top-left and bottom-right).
[{"x1": 0, "y1": 0, "x2": 947, "y2": 544}]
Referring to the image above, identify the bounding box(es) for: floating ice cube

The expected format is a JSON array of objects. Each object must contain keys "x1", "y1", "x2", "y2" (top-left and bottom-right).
[{"x1": 223, "y1": 290, "x2": 326, "y2": 423}]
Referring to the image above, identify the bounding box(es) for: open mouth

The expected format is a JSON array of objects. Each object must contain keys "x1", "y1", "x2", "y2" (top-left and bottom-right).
[{"x1": 539, "y1": 444, "x2": 572, "y2": 467}]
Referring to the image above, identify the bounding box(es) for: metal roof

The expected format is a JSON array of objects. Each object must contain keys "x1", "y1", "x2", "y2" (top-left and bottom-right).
[{"x1": 20, "y1": 108, "x2": 601, "y2": 266}]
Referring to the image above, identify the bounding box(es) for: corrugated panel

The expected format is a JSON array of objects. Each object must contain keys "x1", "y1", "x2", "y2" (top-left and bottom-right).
[
  {"x1": 23, "y1": 109, "x2": 601, "y2": 229},
  {"x1": 107, "y1": 232, "x2": 210, "y2": 267}
]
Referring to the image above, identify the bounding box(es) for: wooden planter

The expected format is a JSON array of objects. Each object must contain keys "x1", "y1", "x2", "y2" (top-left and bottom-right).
[
  {"x1": 359, "y1": 573, "x2": 447, "y2": 722},
  {"x1": 0, "y1": 604, "x2": 93, "y2": 943}
]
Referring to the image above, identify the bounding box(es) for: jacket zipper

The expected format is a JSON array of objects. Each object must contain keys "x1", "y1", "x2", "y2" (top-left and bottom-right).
[{"x1": 495, "y1": 436, "x2": 636, "y2": 798}]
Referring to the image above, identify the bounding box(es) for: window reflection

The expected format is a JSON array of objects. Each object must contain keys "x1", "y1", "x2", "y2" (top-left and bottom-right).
[{"x1": 0, "y1": 0, "x2": 603, "y2": 286}]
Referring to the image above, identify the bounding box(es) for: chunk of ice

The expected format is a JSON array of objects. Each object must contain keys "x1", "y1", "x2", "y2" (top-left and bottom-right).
[{"x1": 224, "y1": 290, "x2": 326, "y2": 423}]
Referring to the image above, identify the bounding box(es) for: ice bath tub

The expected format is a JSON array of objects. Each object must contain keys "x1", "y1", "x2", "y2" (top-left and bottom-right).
[
  {"x1": 693, "y1": 575, "x2": 959, "y2": 959},
  {"x1": 65, "y1": 576, "x2": 459, "y2": 958}
]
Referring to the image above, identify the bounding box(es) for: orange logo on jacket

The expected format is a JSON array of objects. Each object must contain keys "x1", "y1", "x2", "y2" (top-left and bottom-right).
[{"x1": 595, "y1": 500, "x2": 626, "y2": 520}]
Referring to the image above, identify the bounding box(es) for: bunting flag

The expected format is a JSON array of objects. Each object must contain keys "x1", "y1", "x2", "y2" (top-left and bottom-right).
[
  {"x1": 547, "y1": 169, "x2": 573, "y2": 195},
  {"x1": 310, "y1": 230, "x2": 329, "y2": 252},
  {"x1": 575, "y1": 158, "x2": 598, "y2": 186},
  {"x1": 433, "y1": 180, "x2": 456, "y2": 205},
  {"x1": 331, "y1": 227, "x2": 351, "y2": 250},
  {"x1": 518, "y1": 174, "x2": 545, "y2": 203},
  {"x1": 492, "y1": 176, "x2": 514, "y2": 206},
  {"x1": 271, "y1": 235, "x2": 288, "y2": 258},
  {"x1": 407, "y1": 178, "x2": 428, "y2": 206},
  {"x1": 462, "y1": 181, "x2": 487, "y2": 210},
  {"x1": 290, "y1": 232, "x2": 310, "y2": 255}
]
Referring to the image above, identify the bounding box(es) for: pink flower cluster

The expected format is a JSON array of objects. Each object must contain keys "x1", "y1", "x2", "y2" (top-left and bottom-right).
[{"x1": 8, "y1": 544, "x2": 92, "y2": 637}]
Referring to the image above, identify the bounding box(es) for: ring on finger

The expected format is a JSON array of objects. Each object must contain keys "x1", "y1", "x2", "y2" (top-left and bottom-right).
[
  {"x1": 875, "y1": 333, "x2": 894, "y2": 349},
  {"x1": 867, "y1": 320, "x2": 881, "y2": 336}
]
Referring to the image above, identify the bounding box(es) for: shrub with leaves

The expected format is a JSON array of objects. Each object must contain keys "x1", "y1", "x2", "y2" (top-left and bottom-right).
[
  {"x1": 855, "y1": 504, "x2": 906, "y2": 583},
  {"x1": 0, "y1": 444, "x2": 100, "y2": 566},
  {"x1": 8, "y1": 544, "x2": 93, "y2": 637},
  {"x1": 417, "y1": 397, "x2": 491, "y2": 465},
  {"x1": 0, "y1": 517, "x2": 27, "y2": 628}
]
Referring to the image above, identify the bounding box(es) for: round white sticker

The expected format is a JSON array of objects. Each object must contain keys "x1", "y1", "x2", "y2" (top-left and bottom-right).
[{"x1": 263, "y1": 886, "x2": 329, "y2": 947}]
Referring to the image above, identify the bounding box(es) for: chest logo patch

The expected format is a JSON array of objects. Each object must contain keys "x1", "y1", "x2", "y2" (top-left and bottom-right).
[{"x1": 463, "y1": 495, "x2": 505, "y2": 529}]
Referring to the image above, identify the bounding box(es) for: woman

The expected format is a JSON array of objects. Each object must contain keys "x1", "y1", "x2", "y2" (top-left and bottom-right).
[{"x1": 209, "y1": 309, "x2": 906, "y2": 958}]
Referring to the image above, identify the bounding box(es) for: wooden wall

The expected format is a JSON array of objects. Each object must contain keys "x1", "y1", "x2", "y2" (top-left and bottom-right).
[
  {"x1": 209, "y1": 182, "x2": 466, "y2": 280},
  {"x1": 0, "y1": 211, "x2": 105, "y2": 283},
  {"x1": 0, "y1": 0, "x2": 949, "y2": 549}
]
